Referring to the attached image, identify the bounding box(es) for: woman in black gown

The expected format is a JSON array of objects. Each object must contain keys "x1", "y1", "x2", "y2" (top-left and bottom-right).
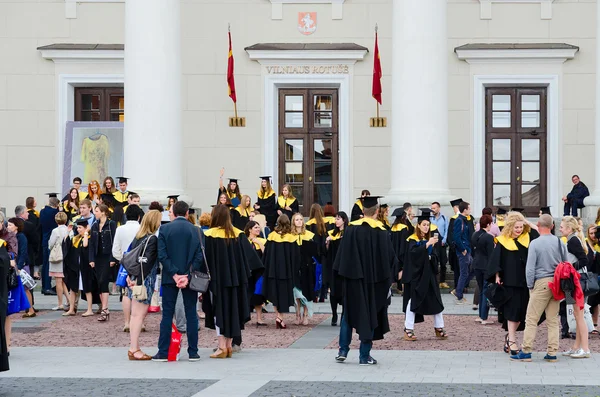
[
  {"x1": 325, "y1": 211, "x2": 348, "y2": 326},
  {"x1": 291, "y1": 213, "x2": 318, "y2": 325},
  {"x1": 232, "y1": 195, "x2": 253, "y2": 230},
  {"x1": 306, "y1": 204, "x2": 328, "y2": 302},
  {"x1": 276, "y1": 184, "x2": 299, "y2": 221},
  {"x1": 89, "y1": 204, "x2": 117, "y2": 322},
  {"x1": 486, "y1": 211, "x2": 539, "y2": 355},
  {"x1": 62, "y1": 219, "x2": 88, "y2": 316},
  {"x1": 244, "y1": 220, "x2": 267, "y2": 326},
  {"x1": 254, "y1": 177, "x2": 277, "y2": 229}
]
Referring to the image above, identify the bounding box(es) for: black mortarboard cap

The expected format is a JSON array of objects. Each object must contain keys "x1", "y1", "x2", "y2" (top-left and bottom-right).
[
  {"x1": 511, "y1": 207, "x2": 525, "y2": 213},
  {"x1": 450, "y1": 198, "x2": 463, "y2": 207},
  {"x1": 417, "y1": 208, "x2": 433, "y2": 223},
  {"x1": 117, "y1": 177, "x2": 129, "y2": 184},
  {"x1": 211, "y1": 203, "x2": 234, "y2": 208},
  {"x1": 391, "y1": 208, "x2": 404, "y2": 217},
  {"x1": 167, "y1": 195, "x2": 180, "y2": 200},
  {"x1": 540, "y1": 206, "x2": 551, "y2": 215},
  {"x1": 380, "y1": 204, "x2": 389, "y2": 209},
  {"x1": 260, "y1": 176, "x2": 271, "y2": 181},
  {"x1": 45, "y1": 192, "x2": 60, "y2": 198},
  {"x1": 228, "y1": 178, "x2": 239, "y2": 183},
  {"x1": 360, "y1": 196, "x2": 382, "y2": 209},
  {"x1": 100, "y1": 193, "x2": 115, "y2": 205},
  {"x1": 189, "y1": 208, "x2": 196, "y2": 215},
  {"x1": 75, "y1": 219, "x2": 89, "y2": 227},
  {"x1": 497, "y1": 208, "x2": 507, "y2": 215},
  {"x1": 128, "y1": 191, "x2": 137, "y2": 196}
]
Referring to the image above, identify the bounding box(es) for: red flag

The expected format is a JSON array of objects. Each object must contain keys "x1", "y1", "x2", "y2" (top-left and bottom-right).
[
  {"x1": 227, "y1": 31, "x2": 237, "y2": 103},
  {"x1": 372, "y1": 31, "x2": 382, "y2": 105}
]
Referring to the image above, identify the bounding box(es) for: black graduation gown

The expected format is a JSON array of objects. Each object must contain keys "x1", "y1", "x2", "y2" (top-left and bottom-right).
[
  {"x1": 256, "y1": 190, "x2": 277, "y2": 229},
  {"x1": 202, "y1": 228, "x2": 262, "y2": 338},
  {"x1": 333, "y1": 218, "x2": 398, "y2": 341},
  {"x1": 294, "y1": 231, "x2": 318, "y2": 301},
  {"x1": 231, "y1": 206, "x2": 251, "y2": 231},
  {"x1": 79, "y1": 244, "x2": 101, "y2": 305},
  {"x1": 62, "y1": 235, "x2": 82, "y2": 292},
  {"x1": 402, "y1": 236, "x2": 444, "y2": 322},
  {"x1": 390, "y1": 223, "x2": 409, "y2": 281},
  {"x1": 0, "y1": 243, "x2": 10, "y2": 372},
  {"x1": 350, "y1": 200, "x2": 363, "y2": 222},
  {"x1": 248, "y1": 238, "x2": 267, "y2": 307},
  {"x1": 261, "y1": 232, "x2": 299, "y2": 312},
  {"x1": 326, "y1": 229, "x2": 344, "y2": 304},
  {"x1": 276, "y1": 196, "x2": 299, "y2": 220},
  {"x1": 306, "y1": 220, "x2": 328, "y2": 286}
]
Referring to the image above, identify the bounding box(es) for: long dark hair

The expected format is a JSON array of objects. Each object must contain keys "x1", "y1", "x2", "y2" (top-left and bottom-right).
[
  {"x1": 244, "y1": 220, "x2": 259, "y2": 237},
  {"x1": 210, "y1": 204, "x2": 236, "y2": 240},
  {"x1": 67, "y1": 187, "x2": 80, "y2": 209},
  {"x1": 227, "y1": 181, "x2": 242, "y2": 201},
  {"x1": 415, "y1": 219, "x2": 431, "y2": 241},
  {"x1": 274, "y1": 214, "x2": 291, "y2": 235},
  {"x1": 332, "y1": 211, "x2": 349, "y2": 237},
  {"x1": 309, "y1": 203, "x2": 327, "y2": 236}
]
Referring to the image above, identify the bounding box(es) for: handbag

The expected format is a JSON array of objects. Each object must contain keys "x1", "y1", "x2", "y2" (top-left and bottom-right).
[
  {"x1": 19, "y1": 270, "x2": 36, "y2": 290},
  {"x1": 49, "y1": 233, "x2": 64, "y2": 264},
  {"x1": 7, "y1": 267, "x2": 18, "y2": 289},
  {"x1": 131, "y1": 259, "x2": 148, "y2": 301},
  {"x1": 121, "y1": 236, "x2": 151, "y2": 277},
  {"x1": 579, "y1": 267, "x2": 600, "y2": 297},
  {"x1": 188, "y1": 228, "x2": 210, "y2": 294}
]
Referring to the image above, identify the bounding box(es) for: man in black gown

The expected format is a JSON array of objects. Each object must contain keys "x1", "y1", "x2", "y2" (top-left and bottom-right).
[{"x1": 333, "y1": 196, "x2": 397, "y2": 366}]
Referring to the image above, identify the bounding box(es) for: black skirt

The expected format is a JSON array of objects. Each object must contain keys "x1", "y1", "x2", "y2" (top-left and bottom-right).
[
  {"x1": 498, "y1": 286, "x2": 528, "y2": 330},
  {"x1": 93, "y1": 253, "x2": 112, "y2": 293}
]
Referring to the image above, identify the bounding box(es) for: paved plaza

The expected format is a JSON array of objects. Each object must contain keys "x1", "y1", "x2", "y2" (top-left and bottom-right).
[{"x1": 2, "y1": 292, "x2": 600, "y2": 396}]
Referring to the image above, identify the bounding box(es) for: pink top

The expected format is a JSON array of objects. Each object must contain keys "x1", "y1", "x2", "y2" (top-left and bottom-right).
[{"x1": 475, "y1": 222, "x2": 501, "y2": 237}]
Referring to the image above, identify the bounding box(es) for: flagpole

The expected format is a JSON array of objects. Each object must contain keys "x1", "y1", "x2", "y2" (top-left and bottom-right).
[{"x1": 375, "y1": 23, "x2": 379, "y2": 119}]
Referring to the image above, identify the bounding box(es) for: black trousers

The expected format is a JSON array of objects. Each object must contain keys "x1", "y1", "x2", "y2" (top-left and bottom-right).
[
  {"x1": 449, "y1": 247, "x2": 460, "y2": 288},
  {"x1": 439, "y1": 245, "x2": 448, "y2": 283}
]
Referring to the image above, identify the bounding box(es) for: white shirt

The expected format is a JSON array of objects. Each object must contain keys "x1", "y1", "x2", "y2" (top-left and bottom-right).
[{"x1": 112, "y1": 221, "x2": 141, "y2": 261}]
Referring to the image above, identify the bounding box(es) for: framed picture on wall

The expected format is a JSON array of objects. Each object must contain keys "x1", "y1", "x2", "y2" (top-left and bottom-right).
[{"x1": 63, "y1": 121, "x2": 124, "y2": 194}]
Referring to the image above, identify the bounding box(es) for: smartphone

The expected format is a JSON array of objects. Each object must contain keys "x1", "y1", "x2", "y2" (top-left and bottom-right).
[{"x1": 433, "y1": 232, "x2": 439, "y2": 239}]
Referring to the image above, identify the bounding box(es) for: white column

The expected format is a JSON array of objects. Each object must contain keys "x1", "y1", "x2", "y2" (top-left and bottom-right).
[
  {"x1": 386, "y1": 0, "x2": 452, "y2": 206},
  {"x1": 124, "y1": 0, "x2": 185, "y2": 204}
]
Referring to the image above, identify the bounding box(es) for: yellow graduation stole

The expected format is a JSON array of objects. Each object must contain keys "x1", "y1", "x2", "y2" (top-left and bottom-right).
[
  {"x1": 495, "y1": 233, "x2": 531, "y2": 251},
  {"x1": 349, "y1": 217, "x2": 385, "y2": 230},
  {"x1": 267, "y1": 231, "x2": 297, "y2": 243},
  {"x1": 249, "y1": 237, "x2": 266, "y2": 250},
  {"x1": 205, "y1": 226, "x2": 244, "y2": 239},
  {"x1": 391, "y1": 223, "x2": 407, "y2": 232},
  {"x1": 327, "y1": 229, "x2": 343, "y2": 241},
  {"x1": 257, "y1": 189, "x2": 275, "y2": 200}
]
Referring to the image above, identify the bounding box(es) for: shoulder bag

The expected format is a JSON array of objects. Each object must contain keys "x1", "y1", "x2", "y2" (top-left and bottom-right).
[
  {"x1": 131, "y1": 236, "x2": 152, "y2": 301},
  {"x1": 188, "y1": 228, "x2": 210, "y2": 294},
  {"x1": 121, "y1": 236, "x2": 151, "y2": 277},
  {"x1": 562, "y1": 236, "x2": 600, "y2": 297}
]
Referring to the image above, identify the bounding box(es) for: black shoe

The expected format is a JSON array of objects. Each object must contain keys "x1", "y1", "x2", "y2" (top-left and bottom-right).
[
  {"x1": 561, "y1": 333, "x2": 570, "y2": 339},
  {"x1": 319, "y1": 298, "x2": 325, "y2": 303},
  {"x1": 335, "y1": 352, "x2": 347, "y2": 362},
  {"x1": 261, "y1": 307, "x2": 268, "y2": 314},
  {"x1": 151, "y1": 354, "x2": 168, "y2": 362},
  {"x1": 359, "y1": 356, "x2": 377, "y2": 366},
  {"x1": 331, "y1": 314, "x2": 338, "y2": 326},
  {"x1": 42, "y1": 289, "x2": 57, "y2": 296},
  {"x1": 188, "y1": 353, "x2": 200, "y2": 362}
]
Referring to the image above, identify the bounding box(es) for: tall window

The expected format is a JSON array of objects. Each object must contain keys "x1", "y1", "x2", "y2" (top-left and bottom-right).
[{"x1": 75, "y1": 88, "x2": 124, "y2": 122}]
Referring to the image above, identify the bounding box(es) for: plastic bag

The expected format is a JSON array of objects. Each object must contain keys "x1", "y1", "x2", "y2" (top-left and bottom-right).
[
  {"x1": 313, "y1": 256, "x2": 322, "y2": 292},
  {"x1": 168, "y1": 323, "x2": 182, "y2": 362},
  {"x1": 254, "y1": 276, "x2": 264, "y2": 296},
  {"x1": 566, "y1": 303, "x2": 594, "y2": 333},
  {"x1": 115, "y1": 264, "x2": 128, "y2": 288}
]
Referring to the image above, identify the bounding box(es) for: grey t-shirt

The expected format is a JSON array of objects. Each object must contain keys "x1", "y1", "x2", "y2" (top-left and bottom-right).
[{"x1": 525, "y1": 234, "x2": 567, "y2": 289}]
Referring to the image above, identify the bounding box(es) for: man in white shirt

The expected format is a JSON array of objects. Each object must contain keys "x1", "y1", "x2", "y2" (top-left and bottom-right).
[{"x1": 112, "y1": 205, "x2": 144, "y2": 332}]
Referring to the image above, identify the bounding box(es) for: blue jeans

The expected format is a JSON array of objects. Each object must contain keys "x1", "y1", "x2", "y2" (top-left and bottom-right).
[
  {"x1": 564, "y1": 199, "x2": 584, "y2": 216},
  {"x1": 338, "y1": 314, "x2": 373, "y2": 361},
  {"x1": 158, "y1": 284, "x2": 199, "y2": 357},
  {"x1": 474, "y1": 269, "x2": 489, "y2": 320},
  {"x1": 455, "y1": 252, "x2": 474, "y2": 300},
  {"x1": 41, "y1": 234, "x2": 51, "y2": 291}
]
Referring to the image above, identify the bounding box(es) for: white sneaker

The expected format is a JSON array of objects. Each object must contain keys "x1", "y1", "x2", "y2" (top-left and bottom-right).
[
  {"x1": 570, "y1": 349, "x2": 591, "y2": 359},
  {"x1": 455, "y1": 298, "x2": 468, "y2": 305},
  {"x1": 562, "y1": 349, "x2": 576, "y2": 356},
  {"x1": 51, "y1": 306, "x2": 61, "y2": 311}
]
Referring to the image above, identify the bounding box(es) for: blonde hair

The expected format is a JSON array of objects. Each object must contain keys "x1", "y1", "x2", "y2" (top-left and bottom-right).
[
  {"x1": 135, "y1": 210, "x2": 161, "y2": 239},
  {"x1": 55, "y1": 212, "x2": 68, "y2": 225},
  {"x1": 500, "y1": 212, "x2": 530, "y2": 238},
  {"x1": 240, "y1": 194, "x2": 251, "y2": 210},
  {"x1": 562, "y1": 215, "x2": 588, "y2": 254},
  {"x1": 291, "y1": 213, "x2": 306, "y2": 235},
  {"x1": 281, "y1": 184, "x2": 296, "y2": 200}
]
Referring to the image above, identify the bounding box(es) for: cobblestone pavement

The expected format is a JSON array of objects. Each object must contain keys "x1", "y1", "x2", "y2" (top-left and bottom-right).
[
  {"x1": 0, "y1": 378, "x2": 216, "y2": 397},
  {"x1": 249, "y1": 381, "x2": 600, "y2": 397}
]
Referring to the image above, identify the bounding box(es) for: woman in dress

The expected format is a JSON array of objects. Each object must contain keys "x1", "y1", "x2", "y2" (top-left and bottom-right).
[
  {"x1": 87, "y1": 180, "x2": 102, "y2": 208},
  {"x1": 561, "y1": 216, "x2": 591, "y2": 358},
  {"x1": 232, "y1": 195, "x2": 252, "y2": 230},
  {"x1": 89, "y1": 204, "x2": 117, "y2": 322},
  {"x1": 254, "y1": 176, "x2": 277, "y2": 229},
  {"x1": 291, "y1": 213, "x2": 317, "y2": 325},
  {"x1": 7, "y1": 218, "x2": 35, "y2": 317},
  {"x1": 325, "y1": 211, "x2": 348, "y2": 326},
  {"x1": 63, "y1": 188, "x2": 80, "y2": 222},
  {"x1": 276, "y1": 184, "x2": 299, "y2": 221},
  {"x1": 48, "y1": 212, "x2": 70, "y2": 311},
  {"x1": 102, "y1": 177, "x2": 116, "y2": 194},
  {"x1": 126, "y1": 210, "x2": 161, "y2": 361},
  {"x1": 218, "y1": 168, "x2": 243, "y2": 208},
  {"x1": 203, "y1": 204, "x2": 262, "y2": 358},
  {"x1": 486, "y1": 211, "x2": 538, "y2": 355},
  {"x1": 262, "y1": 214, "x2": 297, "y2": 328},
  {"x1": 306, "y1": 204, "x2": 328, "y2": 302},
  {"x1": 401, "y1": 213, "x2": 447, "y2": 341},
  {"x1": 244, "y1": 220, "x2": 267, "y2": 326}
]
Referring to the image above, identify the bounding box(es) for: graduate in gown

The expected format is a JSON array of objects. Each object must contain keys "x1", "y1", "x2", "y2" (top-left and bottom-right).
[
  {"x1": 261, "y1": 214, "x2": 298, "y2": 328},
  {"x1": 232, "y1": 195, "x2": 253, "y2": 230},
  {"x1": 291, "y1": 213, "x2": 318, "y2": 325},
  {"x1": 0, "y1": 239, "x2": 10, "y2": 372},
  {"x1": 390, "y1": 208, "x2": 409, "y2": 292},
  {"x1": 112, "y1": 177, "x2": 131, "y2": 220},
  {"x1": 244, "y1": 221, "x2": 267, "y2": 326},
  {"x1": 333, "y1": 196, "x2": 398, "y2": 365},
  {"x1": 486, "y1": 211, "x2": 539, "y2": 354},
  {"x1": 254, "y1": 176, "x2": 277, "y2": 229},
  {"x1": 496, "y1": 208, "x2": 507, "y2": 231},
  {"x1": 322, "y1": 203, "x2": 337, "y2": 230},
  {"x1": 202, "y1": 204, "x2": 262, "y2": 358},
  {"x1": 377, "y1": 204, "x2": 391, "y2": 231},
  {"x1": 399, "y1": 202, "x2": 415, "y2": 235},
  {"x1": 325, "y1": 211, "x2": 348, "y2": 326},
  {"x1": 62, "y1": 219, "x2": 88, "y2": 316},
  {"x1": 401, "y1": 211, "x2": 447, "y2": 341},
  {"x1": 276, "y1": 184, "x2": 299, "y2": 221},
  {"x1": 63, "y1": 188, "x2": 80, "y2": 222},
  {"x1": 350, "y1": 190, "x2": 370, "y2": 222},
  {"x1": 218, "y1": 169, "x2": 243, "y2": 208},
  {"x1": 306, "y1": 204, "x2": 329, "y2": 302}
]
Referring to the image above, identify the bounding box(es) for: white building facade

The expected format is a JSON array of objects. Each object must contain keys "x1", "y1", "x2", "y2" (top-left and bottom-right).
[{"x1": 1, "y1": 0, "x2": 600, "y2": 219}]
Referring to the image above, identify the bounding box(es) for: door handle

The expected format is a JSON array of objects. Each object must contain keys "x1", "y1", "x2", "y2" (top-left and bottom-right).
[{"x1": 309, "y1": 176, "x2": 313, "y2": 182}]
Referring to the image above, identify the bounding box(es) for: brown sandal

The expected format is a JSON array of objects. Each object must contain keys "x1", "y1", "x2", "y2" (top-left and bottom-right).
[
  {"x1": 128, "y1": 349, "x2": 151, "y2": 361},
  {"x1": 435, "y1": 328, "x2": 448, "y2": 340},
  {"x1": 404, "y1": 328, "x2": 417, "y2": 341}
]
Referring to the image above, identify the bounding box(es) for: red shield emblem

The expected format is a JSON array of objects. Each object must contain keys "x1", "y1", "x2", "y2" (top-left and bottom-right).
[{"x1": 298, "y1": 12, "x2": 317, "y2": 36}]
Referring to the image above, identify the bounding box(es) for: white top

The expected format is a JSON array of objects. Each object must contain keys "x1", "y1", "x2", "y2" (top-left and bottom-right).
[
  {"x1": 112, "y1": 220, "x2": 141, "y2": 261},
  {"x1": 48, "y1": 225, "x2": 69, "y2": 266}
]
